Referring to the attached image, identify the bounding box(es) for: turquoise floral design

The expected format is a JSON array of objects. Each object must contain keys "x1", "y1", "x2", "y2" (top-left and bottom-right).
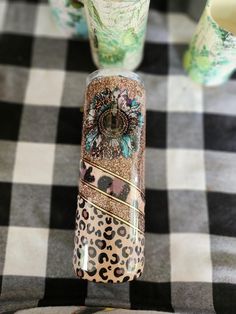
[
  {"x1": 184, "y1": 0, "x2": 236, "y2": 86},
  {"x1": 84, "y1": 88, "x2": 144, "y2": 160},
  {"x1": 85, "y1": 0, "x2": 150, "y2": 70}
]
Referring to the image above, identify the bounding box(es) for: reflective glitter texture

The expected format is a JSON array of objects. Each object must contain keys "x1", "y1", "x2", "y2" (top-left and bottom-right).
[{"x1": 74, "y1": 70, "x2": 146, "y2": 283}]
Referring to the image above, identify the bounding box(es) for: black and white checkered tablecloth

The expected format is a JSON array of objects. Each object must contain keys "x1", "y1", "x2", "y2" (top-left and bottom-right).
[{"x1": 1, "y1": 0, "x2": 236, "y2": 313}]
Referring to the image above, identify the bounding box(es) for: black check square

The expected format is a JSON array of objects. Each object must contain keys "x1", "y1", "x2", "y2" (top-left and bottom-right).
[
  {"x1": 208, "y1": 192, "x2": 236, "y2": 237},
  {"x1": 56, "y1": 107, "x2": 83, "y2": 145},
  {"x1": 168, "y1": 113, "x2": 204, "y2": 149},
  {"x1": 146, "y1": 111, "x2": 166, "y2": 148},
  {"x1": 169, "y1": 44, "x2": 188, "y2": 74},
  {"x1": 0, "y1": 276, "x2": 45, "y2": 304},
  {"x1": 0, "y1": 101, "x2": 22, "y2": 140},
  {"x1": 38, "y1": 278, "x2": 87, "y2": 306},
  {"x1": 0, "y1": 275, "x2": 2, "y2": 295},
  {"x1": 145, "y1": 189, "x2": 169, "y2": 233},
  {"x1": 130, "y1": 281, "x2": 174, "y2": 312},
  {"x1": 50, "y1": 185, "x2": 77, "y2": 230},
  {"x1": 19, "y1": 106, "x2": 59, "y2": 143},
  {"x1": 138, "y1": 43, "x2": 168, "y2": 75},
  {"x1": 231, "y1": 70, "x2": 236, "y2": 80},
  {"x1": 66, "y1": 40, "x2": 96, "y2": 72},
  {"x1": 0, "y1": 34, "x2": 33, "y2": 67},
  {"x1": 32, "y1": 37, "x2": 67, "y2": 70},
  {"x1": 168, "y1": 0, "x2": 187, "y2": 12},
  {"x1": 213, "y1": 283, "x2": 236, "y2": 314},
  {"x1": 10, "y1": 184, "x2": 51, "y2": 228},
  {"x1": 150, "y1": 0, "x2": 167, "y2": 12},
  {"x1": 0, "y1": 183, "x2": 11, "y2": 226},
  {"x1": 3, "y1": 2, "x2": 38, "y2": 34},
  {"x1": 204, "y1": 114, "x2": 236, "y2": 152}
]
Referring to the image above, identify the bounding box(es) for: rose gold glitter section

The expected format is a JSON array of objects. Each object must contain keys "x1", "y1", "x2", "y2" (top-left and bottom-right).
[
  {"x1": 80, "y1": 181, "x2": 145, "y2": 233},
  {"x1": 80, "y1": 176, "x2": 144, "y2": 215}
]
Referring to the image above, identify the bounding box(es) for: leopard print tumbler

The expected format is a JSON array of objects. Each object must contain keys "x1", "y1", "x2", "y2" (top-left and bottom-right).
[{"x1": 73, "y1": 69, "x2": 146, "y2": 283}]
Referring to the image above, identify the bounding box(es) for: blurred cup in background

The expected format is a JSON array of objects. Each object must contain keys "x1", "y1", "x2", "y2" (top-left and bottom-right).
[
  {"x1": 48, "y1": 0, "x2": 88, "y2": 39},
  {"x1": 184, "y1": 0, "x2": 236, "y2": 86},
  {"x1": 84, "y1": 0, "x2": 150, "y2": 71}
]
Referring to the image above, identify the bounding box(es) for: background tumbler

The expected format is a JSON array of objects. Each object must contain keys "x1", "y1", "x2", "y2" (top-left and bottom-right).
[{"x1": 84, "y1": 0, "x2": 150, "y2": 70}]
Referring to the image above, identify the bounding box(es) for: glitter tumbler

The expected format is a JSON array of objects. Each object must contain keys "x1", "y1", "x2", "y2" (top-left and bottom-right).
[
  {"x1": 73, "y1": 69, "x2": 146, "y2": 283},
  {"x1": 49, "y1": 0, "x2": 88, "y2": 39},
  {"x1": 84, "y1": 0, "x2": 150, "y2": 70}
]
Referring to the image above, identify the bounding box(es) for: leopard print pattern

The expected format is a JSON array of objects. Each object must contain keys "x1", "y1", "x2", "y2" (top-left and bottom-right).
[{"x1": 73, "y1": 195, "x2": 145, "y2": 283}]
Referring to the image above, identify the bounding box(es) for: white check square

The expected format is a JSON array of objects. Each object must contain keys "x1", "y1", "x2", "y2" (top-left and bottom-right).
[
  {"x1": 167, "y1": 149, "x2": 205, "y2": 190},
  {"x1": 3, "y1": 226, "x2": 49, "y2": 277},
  {"x1": 13, "y1": 142, "x2": 55, "y2": 185},
  {"x1": 141, "y1": 233, "x2": 170, "y2": 282},
  {"x1": 167, "y1": 76, "x2": 203, "y2": 112},
  {"x1": 206, "y1": 151, "x2": 236, "y2": 194},
  {"x1": 168, "y1": 13, "x2": 196, "y2": 43},
  {"x1": 25, "y1": 69, "x2": 65, "y2": 106},
  {"x1": 35, "y1": 4, "x2": 66, "y2": 38},
  {"x1": 0, "y1": 1, "x2": 6, "y2": 31},
  {"x1": 211, "y1": 235, "x2": 236, "y2": 284},
  {"x1": 146, "y1": 10, "x2": 168, "y2": 43},
  {"x1": 146, "y1": 148, "x2": 166, "y2": 189},
  {"x1": 170, "y1": 233, "x2": 212, "y2": 282}
]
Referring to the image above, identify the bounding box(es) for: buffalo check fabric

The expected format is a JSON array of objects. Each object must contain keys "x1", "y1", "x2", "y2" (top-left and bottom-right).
[{"x1": 0, "y1": 0, "x2": 236, "y2": 313}]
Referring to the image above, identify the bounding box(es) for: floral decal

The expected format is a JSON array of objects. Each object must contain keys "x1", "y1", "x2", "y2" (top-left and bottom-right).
[{"x1": 84, "y1": 88, "x2": 144, "y2": 159}]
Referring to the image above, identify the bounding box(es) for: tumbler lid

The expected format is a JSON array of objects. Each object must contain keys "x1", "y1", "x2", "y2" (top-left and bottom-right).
[{"x1": 86, "y1": 69, "x2": 144, "y2": 87}]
